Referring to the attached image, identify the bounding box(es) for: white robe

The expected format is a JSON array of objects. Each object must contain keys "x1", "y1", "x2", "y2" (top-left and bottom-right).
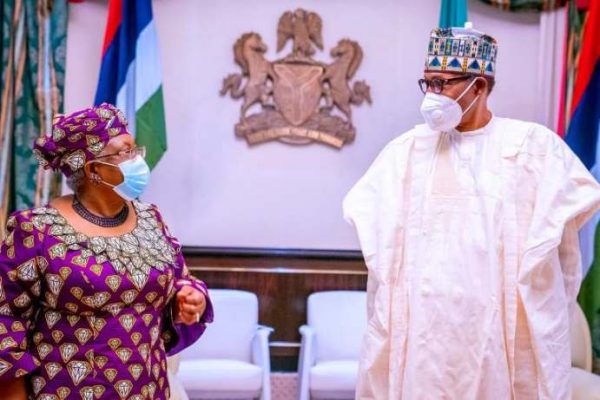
[{"x1": 343, "y1": 116, "x2": 600, "y2": 400}]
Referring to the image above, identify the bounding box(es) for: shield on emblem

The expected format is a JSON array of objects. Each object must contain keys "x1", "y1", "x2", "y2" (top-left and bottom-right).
[{"x1": 273, "y1": 63, "x2": 324, "y2": 126}]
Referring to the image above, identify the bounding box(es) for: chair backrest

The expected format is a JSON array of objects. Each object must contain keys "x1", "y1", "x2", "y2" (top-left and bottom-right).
[
  {"x1": 571, "y1": 302, "x2": 593, "y2": 372},
  {"x1": 180, "y1": 289, "x2": 258, "y2": 362},
  {"x1": 307, "y1": 290, "x2": 367, "y2": 362}
]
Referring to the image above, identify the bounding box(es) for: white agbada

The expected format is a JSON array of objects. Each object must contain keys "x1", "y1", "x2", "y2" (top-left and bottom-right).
[{"x1": 344, "y1": 116, "x2": 600, "y2": 400}]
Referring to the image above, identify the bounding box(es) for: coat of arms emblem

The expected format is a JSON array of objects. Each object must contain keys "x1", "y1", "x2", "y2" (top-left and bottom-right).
[{"x1": 220, "y1": 9, "x2": 372, "y2": 149}]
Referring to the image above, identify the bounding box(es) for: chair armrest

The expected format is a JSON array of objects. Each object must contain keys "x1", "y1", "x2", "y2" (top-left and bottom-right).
[
  {"x1": 167, "y1": 353, "x2": 181, "y2": 374},
  {"x1": 252, "y1": 325, "x2": 274, "y2": 366},
  {"x1": 167, "y1": 353, "x2": 189, "y2": 400},
  {"x1": 253, "y1": 325, "x2": 274, "y2": 400},
  {"x1": 572, "y1": 367, "x2": 600, "y2": 399},
  {"x1": 297, "y1": 325, "x2": 316, "y2": 400}
]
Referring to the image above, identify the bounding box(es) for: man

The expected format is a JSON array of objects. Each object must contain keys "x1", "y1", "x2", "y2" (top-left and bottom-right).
[{"x1": 343, "y1": 24, "x2": 600, "y2": 399}]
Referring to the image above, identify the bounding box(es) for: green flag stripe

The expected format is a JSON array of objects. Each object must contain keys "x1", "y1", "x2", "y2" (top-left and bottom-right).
[
  {"x1": 135, "y1": 87, "x2": 167, "y2": 169},
  {"x1": 578, "y1": 222, "x2": 600, "y2": 366}
]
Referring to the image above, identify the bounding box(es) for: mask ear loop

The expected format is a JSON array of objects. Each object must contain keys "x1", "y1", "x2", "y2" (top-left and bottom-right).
[
  {"x1": 85, "y1": 160, "x2": 120, "y2": 188},
  {"x1": 456, "y1": 77, "x2": 482, "y2": 117}
]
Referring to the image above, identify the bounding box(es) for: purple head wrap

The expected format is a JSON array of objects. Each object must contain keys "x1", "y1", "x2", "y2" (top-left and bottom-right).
[{"x1": 33, "y1": 103, "x2": 130, "y2": 177}]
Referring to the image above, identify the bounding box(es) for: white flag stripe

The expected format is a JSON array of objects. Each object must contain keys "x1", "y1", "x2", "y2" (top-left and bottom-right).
[{"x1": 135, "y1": 21, "x2": 162, "y2": 111}]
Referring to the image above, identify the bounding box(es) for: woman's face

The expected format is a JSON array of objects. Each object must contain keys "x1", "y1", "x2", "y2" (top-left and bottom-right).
[{"x1": 89, "y1": 134, "x2": 136, "y2": 186}]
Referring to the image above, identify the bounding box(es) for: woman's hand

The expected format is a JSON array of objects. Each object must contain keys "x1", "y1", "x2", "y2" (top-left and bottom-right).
[{"x1": 173, "y1": 285, "x2": 207, "y2": 325}]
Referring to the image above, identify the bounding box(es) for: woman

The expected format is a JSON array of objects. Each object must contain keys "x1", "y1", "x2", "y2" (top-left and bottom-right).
[{"x1": 0, "y1": 103, "x2": 213, "y2": 400}]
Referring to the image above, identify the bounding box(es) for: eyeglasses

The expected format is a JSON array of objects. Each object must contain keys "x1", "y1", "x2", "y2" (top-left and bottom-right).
[
  {"x1": 418, "y1": 75, "x2": 473, "y2": 94},
  {"x1": 95, "y1": 146, "x2": 146, "y2": 163}
]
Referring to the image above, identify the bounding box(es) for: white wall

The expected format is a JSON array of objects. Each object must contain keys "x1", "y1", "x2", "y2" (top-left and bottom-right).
[{"x1": 65, "y1": 0, "x2": 541, "y2": 250}]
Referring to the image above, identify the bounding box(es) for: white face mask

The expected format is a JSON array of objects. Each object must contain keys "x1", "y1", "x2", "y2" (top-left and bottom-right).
[{"x1": 420, "y1": 78, "x2": 481, "y2": 132}]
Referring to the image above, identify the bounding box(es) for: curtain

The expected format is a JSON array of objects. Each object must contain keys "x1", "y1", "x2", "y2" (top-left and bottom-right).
[{"x1": 0, "y1": 0, "x2": 67, "y2": 234}]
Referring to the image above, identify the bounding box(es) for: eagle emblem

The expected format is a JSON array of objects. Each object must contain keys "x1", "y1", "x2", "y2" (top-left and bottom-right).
[{"x1": 220, "y1": 9, "x2": 372, "y2": 148}]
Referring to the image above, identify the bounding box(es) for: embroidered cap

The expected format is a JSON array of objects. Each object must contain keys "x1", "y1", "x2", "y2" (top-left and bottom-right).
[{"x1": 425, "y1": 22, "x2": 498, "y2": 77}]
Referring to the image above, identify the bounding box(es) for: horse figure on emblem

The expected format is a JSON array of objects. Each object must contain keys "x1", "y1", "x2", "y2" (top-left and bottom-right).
[
  {"x1": 322, "y1": 39, "x2": 373, "y2": 122},
  {"x1": 220, "y1": 33, "x2": 273, "y2": 121}
]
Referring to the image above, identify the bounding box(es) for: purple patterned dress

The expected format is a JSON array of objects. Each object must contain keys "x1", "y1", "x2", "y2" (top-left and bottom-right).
[{"x1": 0, "y1": 201, "x2": 213, "y2": 400}]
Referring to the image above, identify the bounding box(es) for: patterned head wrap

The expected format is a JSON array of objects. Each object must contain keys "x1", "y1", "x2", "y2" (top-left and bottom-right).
[
  {"x1": 425, "y1": 23, "x2": 498, "y2": 77},
  {"x1": 33, "y1": 103, "x2": 130, "y2": 177}
]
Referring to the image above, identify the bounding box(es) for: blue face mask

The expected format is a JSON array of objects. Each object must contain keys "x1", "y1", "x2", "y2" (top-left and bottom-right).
[{"x1": 96, "y1": 155, "x2": 151, "y2": 200}]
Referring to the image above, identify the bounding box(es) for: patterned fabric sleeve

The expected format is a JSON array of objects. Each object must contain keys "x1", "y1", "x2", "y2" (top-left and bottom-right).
[
  {"x1": 0, "y1": 210, "x2": 45, "y2": 381},
  {"x1": 150, "y1": 205, "x2": 214, "y2": 355},
  {"x1": 165, "y1": 257, "x2": 214, "y2": 355}
]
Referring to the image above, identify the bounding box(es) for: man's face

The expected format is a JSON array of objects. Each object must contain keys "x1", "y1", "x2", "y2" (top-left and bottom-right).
[{"x1": 422, "y1": 72, "x2": 486, "y2": 117}]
